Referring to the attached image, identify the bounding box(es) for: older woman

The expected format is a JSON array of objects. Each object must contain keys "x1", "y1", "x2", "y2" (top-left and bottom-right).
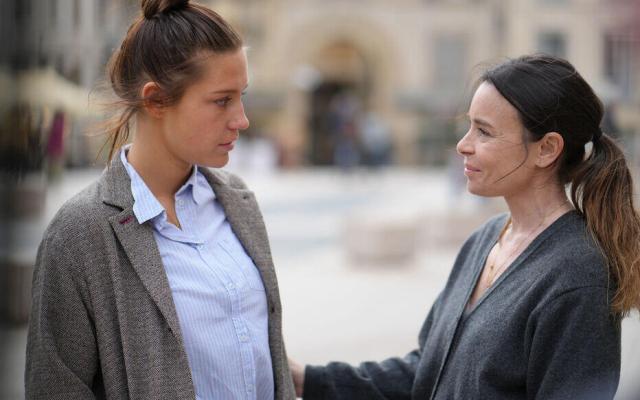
[{"x1": 291, "y1": 54, "x2": 640, "y2": 400}]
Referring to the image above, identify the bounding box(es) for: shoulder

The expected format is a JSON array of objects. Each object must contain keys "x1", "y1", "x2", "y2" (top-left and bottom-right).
[
  {"x1": 514, "y1": 211, "x2": 614, "y2": 317},
  {"x1": 40, "y1": 178, "x2": 118, "y2": 256},
  {"x1": 542, "y1": 211, "x2": 609, "y2": 289}
]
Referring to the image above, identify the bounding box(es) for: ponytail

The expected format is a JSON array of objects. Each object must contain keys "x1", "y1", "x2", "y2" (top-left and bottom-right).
[
  {"x1": 570, "y1": 132, "x2": 640, "y2": 315},
  {"x1": 483, "y1": 54, "x2": 640, "y2": 314},
  {"x1": 100, "y1": 107, "x2": 136, "y2": 164}
]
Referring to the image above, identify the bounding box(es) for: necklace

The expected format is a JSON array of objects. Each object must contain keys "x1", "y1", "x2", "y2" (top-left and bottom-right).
[{"x1": 482, "y1": 200, "x2": 571, "y2": 289}]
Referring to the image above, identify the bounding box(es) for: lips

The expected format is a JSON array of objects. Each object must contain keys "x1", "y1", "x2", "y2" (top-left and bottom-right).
[
  {"x1": 220, "y1": 134, "x2": 238, "y2": 144},
  {"x1": 464, "y1": 163, "x2": 481, "y2": 174},
  {"x1": 218, "y1": 140, "x2": 236, "y2": 151}
]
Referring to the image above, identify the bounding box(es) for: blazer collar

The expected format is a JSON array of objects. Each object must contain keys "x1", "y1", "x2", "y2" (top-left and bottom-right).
[
  {"x1": 100, "y1": 155, "x2": 135, "y2": 210},
  {"x1": 99, "y1": 157, "x2": 185, "y2": 343},
  {"x1": 98, "y1": 156, "x2": 277, "y2": 342},
  {"x1": 99, "y1": 154, "x2": 237, "y2": 210}
]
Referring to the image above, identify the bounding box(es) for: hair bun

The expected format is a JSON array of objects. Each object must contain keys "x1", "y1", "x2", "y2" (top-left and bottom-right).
[{"x1": 141, "y1": 0, "x2": 189, "y2": 19}]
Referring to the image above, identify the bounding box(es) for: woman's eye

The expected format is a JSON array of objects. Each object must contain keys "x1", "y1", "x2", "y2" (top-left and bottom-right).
[
  {"x1": 214, "y1": 97, "x2": 232, "y2": 107},
  {"x1": 478, "y1": 128, "x2": 490, "y2": 137}
]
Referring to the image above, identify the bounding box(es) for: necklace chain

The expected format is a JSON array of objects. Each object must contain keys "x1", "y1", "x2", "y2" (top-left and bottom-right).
[{"x1": 483, "y1": 200, "x2": 571, "y2": 288}]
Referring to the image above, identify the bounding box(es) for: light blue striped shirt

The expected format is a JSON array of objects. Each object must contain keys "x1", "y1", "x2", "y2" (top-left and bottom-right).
[{"x1": 120, "y1": 147, "x2": 274, "y2": 400}]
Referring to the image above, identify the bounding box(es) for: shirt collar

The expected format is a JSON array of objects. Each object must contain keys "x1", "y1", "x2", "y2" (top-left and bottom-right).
[
  {"x1": 120, "y1": 145, "x2": 165, "y2": 224},
  {"x1": 119, "y1": 145, "x2": 214, "y2": 224},
  {"x1": 175, "y1": 164, "x2": 214, "y2": 206},
  {"x1": 192, "y1": 168, "x2": 216, "y2": 205}
]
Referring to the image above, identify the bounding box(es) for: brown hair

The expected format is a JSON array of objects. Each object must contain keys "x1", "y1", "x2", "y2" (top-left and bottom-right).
[
  {"x1": 483, "y1": 54, "x2": 640, "y2": 315},
  {"x1": 103, "y1": 0, "x2": 242, "y2": 162}
]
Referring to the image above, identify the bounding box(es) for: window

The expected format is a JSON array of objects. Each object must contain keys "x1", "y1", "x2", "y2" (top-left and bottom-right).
[
  {"x1": 432, "y1": 34, "x2": 468, "y2": 100},
  {"x1": 50, "y1": 0, "x2": 57, "y2": 26},
  {"x1": 73, "y1": 0, "x2": 81, "y2": 29},
  {"x1": 538, "y1": 31, "x2": 567, "y2": 58},
  {"x1": 538, "y1": 0, "x2": 568, "y2": 4},
  {"x1": 96, "y1": 0, "x2": 106, "y2": 27},
  {"x1": 604, "y1": 33, "x2": 636, "y2": 99}
]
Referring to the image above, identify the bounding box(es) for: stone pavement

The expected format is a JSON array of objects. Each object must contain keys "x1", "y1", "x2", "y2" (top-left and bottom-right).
[{"x1": 1, "y1": 166, "x2": 639, "y2": 399}]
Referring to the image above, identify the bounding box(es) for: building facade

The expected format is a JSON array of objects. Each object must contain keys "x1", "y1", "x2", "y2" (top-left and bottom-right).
[
  {"x1": 5, "y1": 0, "x2": 638, "y2": 166},
  {"x1": 210, "y1": 0, "x2": 640, "y2": 165}
]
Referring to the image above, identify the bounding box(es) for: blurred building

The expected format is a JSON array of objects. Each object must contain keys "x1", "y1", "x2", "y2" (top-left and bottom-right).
[
  {"x1": 0, "y1": 0, "x2": 135, "y2": 324},
  {"x1": 7, "y1": 0, "x2": 133, "y2": 87},
  {"x1": 3, "y1": 0, "x2": 639, "y2": 167},
  {"x1": 2, "y1": 0, "x2": 137, "y2": 167},
  {"x1": 210, "y1": 0, "x2": 640, "y2": 165}
]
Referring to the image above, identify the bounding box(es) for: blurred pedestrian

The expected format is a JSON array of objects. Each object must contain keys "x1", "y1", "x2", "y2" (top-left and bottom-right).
[
  {"x1": 290, "y1": 54, "x2": 640, "y2": 399},
  {"x1": 359, "y1": 110, "x2": 392, "y2": 168},
  {"x1": 45, "y1": 110, "x2": 66, "y2": 180},
  {"x1": 25, "y1": 1, "x2": 294, "y2": 399},
  {"x1": 330, "y1": 92, "x2": 361, "y2": 171}
]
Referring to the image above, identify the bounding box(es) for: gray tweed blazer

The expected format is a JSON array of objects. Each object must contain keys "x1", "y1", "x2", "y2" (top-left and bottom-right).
[{"x1": 25, "y1": 157, "x2": 295, "y2": 400}]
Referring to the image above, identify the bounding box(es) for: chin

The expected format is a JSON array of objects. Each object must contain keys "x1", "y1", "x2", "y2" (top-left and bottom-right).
[
  {"x1": 466, "y1": 182, "x2": 482, "y2": 196},
  {"x1": 466, "y1": 183, "x2": 498, "y2": 198},
  {"x1": 202, "y1": 155, "x2": 230, "y2": 169}
]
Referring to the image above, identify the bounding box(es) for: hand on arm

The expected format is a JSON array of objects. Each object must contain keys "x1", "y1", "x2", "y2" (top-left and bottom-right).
[{"x1": 289, "y1": 357, "x2": 305, "y2": 398}]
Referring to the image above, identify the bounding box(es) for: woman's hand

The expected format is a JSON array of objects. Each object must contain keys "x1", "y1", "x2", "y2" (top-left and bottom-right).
[{"x1": 288, "y1": 357, "x2": 305, "y2": 398}]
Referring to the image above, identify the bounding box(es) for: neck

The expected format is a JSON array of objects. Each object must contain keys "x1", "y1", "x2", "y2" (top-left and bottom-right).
[
  {"x1": 503, "y1": 182, "x2": 572, "y2": 234},
  {"x1": 127, "y1": 114, "x2": 192, "y2": 199}
]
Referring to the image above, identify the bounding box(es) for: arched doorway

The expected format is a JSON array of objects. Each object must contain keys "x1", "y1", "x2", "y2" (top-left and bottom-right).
[{"x1": 307, "y1": 41, "x2": 371, "y2": 166}]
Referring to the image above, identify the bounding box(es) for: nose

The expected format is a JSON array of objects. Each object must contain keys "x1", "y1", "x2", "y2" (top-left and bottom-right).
[
  {"x1": 229, "y1": 103, "x2": 250, "y2": 131},
  {"x1": 456, "y1": 128, "x2": 474, "y2": 156}
]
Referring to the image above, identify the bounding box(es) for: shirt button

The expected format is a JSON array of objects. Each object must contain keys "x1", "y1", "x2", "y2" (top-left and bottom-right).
[
  {"x1": 176, "y1": 199, "x2": 184, "y2": 207},
  {"x1": 227, "y1": 283, "x2": 235, "y2": 290}
]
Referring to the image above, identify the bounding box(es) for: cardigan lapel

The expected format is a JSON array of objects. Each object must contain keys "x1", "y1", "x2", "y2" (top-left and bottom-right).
[{"x1": 100, "y1": 157, "x2": 184, "y2": 343}]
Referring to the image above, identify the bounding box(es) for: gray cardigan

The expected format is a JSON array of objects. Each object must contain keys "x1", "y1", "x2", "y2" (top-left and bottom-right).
[
  {"x1": 304, "y1": 211, "x2": 621, "y2": 400},
  {"x1": 25, "y1": 157, "x2": 296, "y2": 400}
]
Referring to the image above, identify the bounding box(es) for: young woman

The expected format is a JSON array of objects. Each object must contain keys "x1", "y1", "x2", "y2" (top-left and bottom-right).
[
  {"x1": 291, "y1": 54, "x2": 640, "y2": 399},
  {"x1": 25, "y1": 1, "x2": 295, "y2": 399}
]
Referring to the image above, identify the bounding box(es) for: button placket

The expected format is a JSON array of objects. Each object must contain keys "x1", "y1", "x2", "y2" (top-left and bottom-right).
[{"x1": 230, "y1": 315, "x2": 257, "y2": 400}]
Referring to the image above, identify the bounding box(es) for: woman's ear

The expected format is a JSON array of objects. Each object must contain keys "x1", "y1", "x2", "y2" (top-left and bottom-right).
[
  {"x1": 536, "y1": 132, "x2": 564, "y2": 168},
  {"x1": 140, "y1": 82, "x2": 165, "y2": 118}
]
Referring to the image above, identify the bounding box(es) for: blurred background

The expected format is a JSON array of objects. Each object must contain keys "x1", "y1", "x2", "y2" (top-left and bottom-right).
[{"x1": 1, "y1": 0, "x2": 639, "y2": 399}]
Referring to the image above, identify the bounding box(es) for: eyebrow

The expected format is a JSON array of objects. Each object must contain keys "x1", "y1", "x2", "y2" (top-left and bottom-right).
[
  {"x1": 207, "y1": 85, "x2": 249, "y2": 95},
  {"x1": 466, "y1": 113, "x2": 495, "y2": 129}
]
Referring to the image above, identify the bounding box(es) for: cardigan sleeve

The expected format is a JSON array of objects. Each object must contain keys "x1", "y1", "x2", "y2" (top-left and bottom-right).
[
  {"x1": 303, "y1": 349, "x2": 420, "y2": 400},
  {"x1": 25, "y1": 230, "x2": 99, "y2": 400},
  {"x1": 525, "y1": 286, "x2": 621, "y2": 400}
]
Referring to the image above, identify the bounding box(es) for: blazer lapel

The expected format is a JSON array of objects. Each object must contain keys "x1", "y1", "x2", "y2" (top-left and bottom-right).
[
  {"x1": 100, "y1": 159, "x2": 277, "y2": 343},
  {"x1": 101, "y1": 157, "x2": 184, "y2": 343},
  {"x1": 204, "y1": 171, "x2": 279, "y2": 298},
  {"x1": 108, "y1": 211, "x2": 184, "y2": 341}
]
